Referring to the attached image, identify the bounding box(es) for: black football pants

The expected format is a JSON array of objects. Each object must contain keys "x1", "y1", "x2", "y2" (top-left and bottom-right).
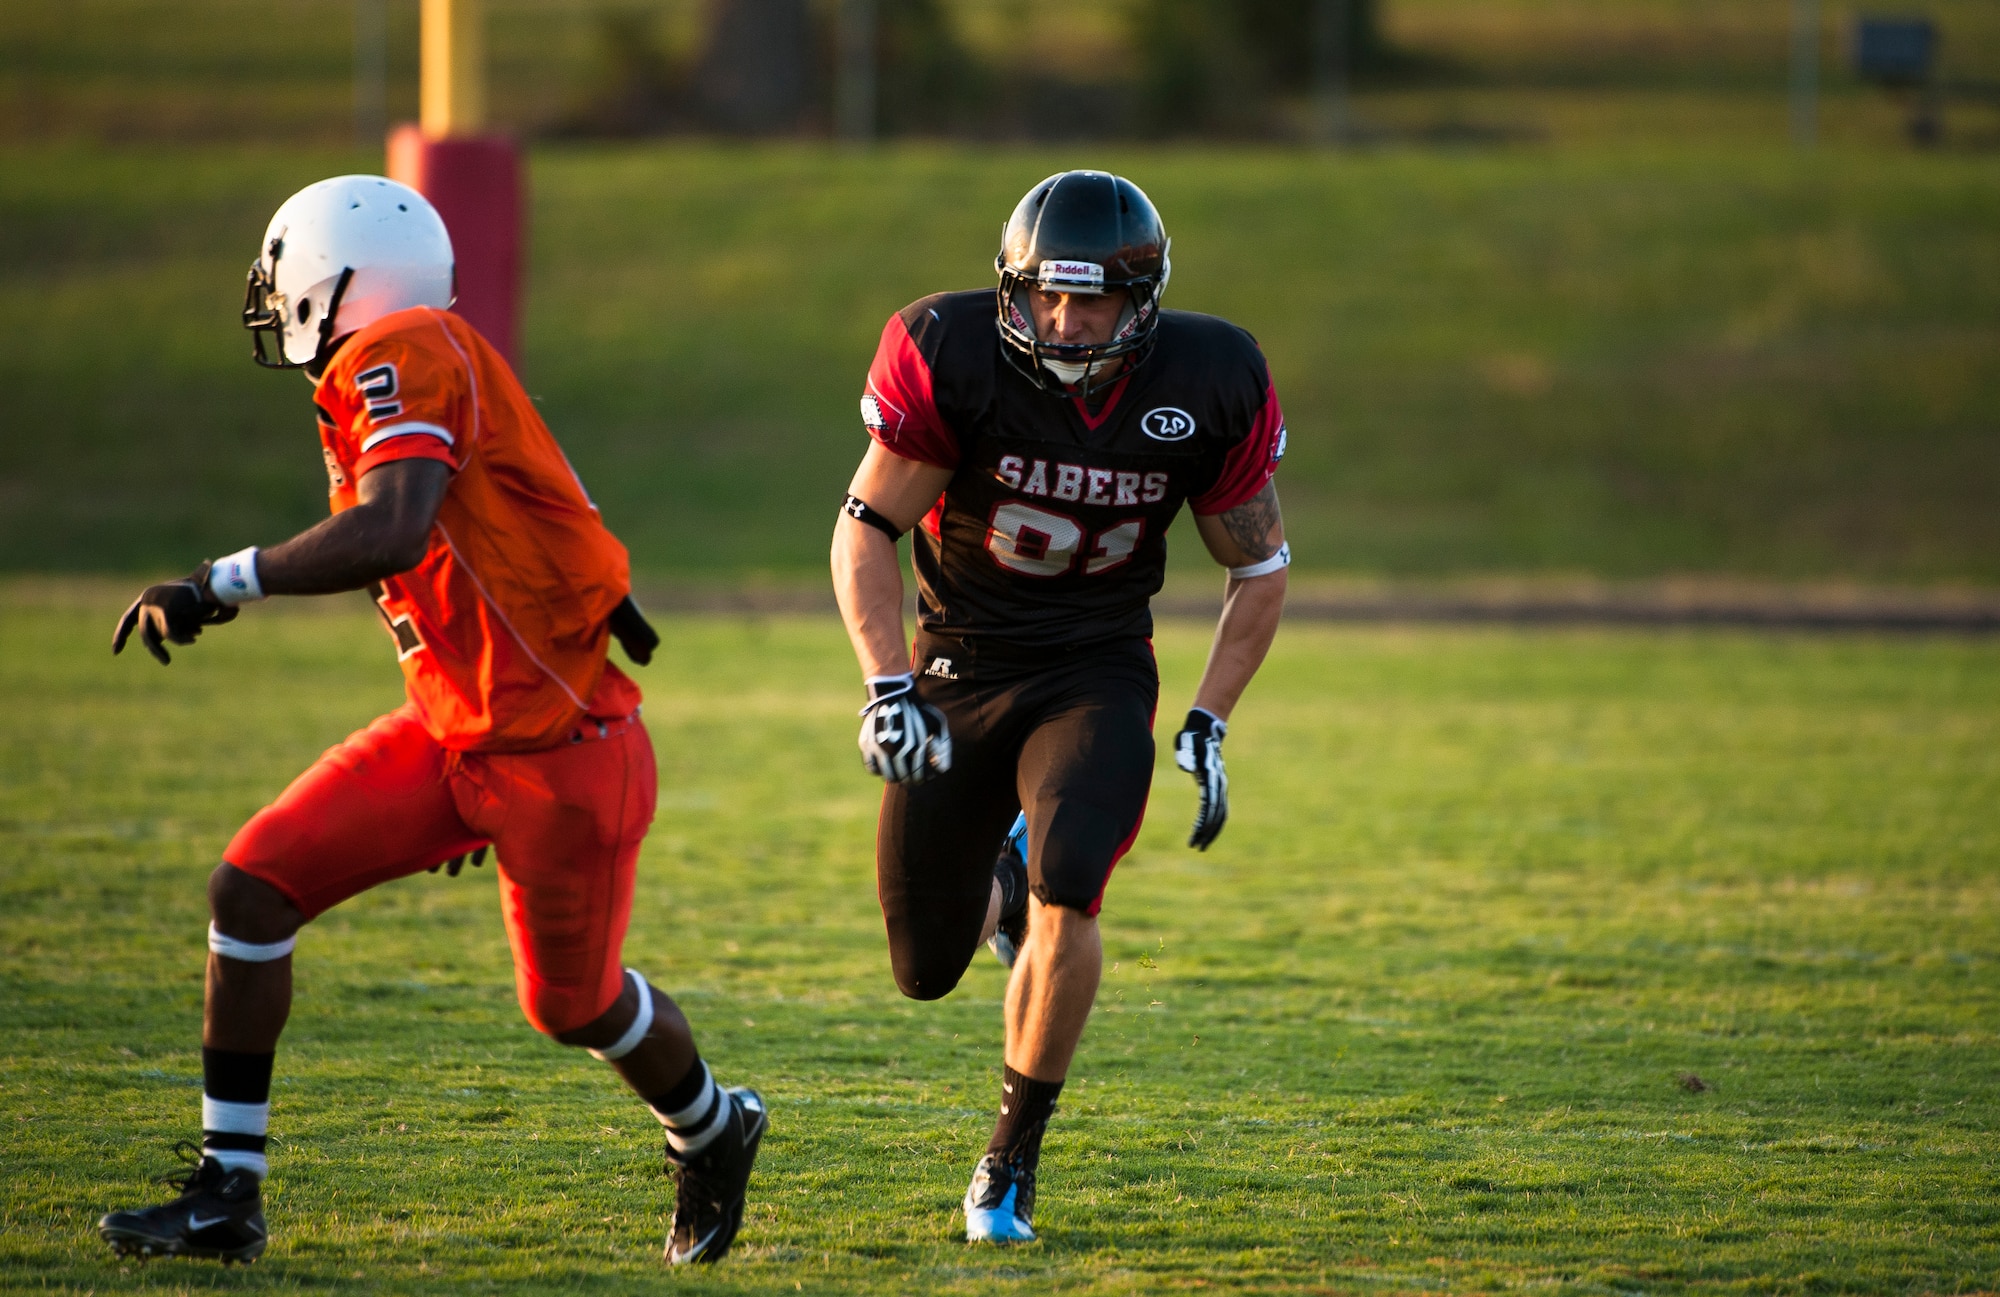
[{"x1": 876, "y1": 633, "x2": 1158, "y2": 1002}]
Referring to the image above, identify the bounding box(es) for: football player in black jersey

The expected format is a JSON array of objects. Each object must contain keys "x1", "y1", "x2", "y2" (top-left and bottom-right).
[{"x1": 831, "y1": 171, "x2": 1290, "y2": 1243}]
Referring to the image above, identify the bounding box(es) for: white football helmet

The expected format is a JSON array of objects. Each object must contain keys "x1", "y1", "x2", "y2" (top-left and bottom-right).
[{"x1": 242, "y1": 175, "x2": 454, "y2": 368}]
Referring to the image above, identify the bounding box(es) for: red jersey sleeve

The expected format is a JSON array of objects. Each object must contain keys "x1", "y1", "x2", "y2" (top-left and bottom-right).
[
  {"x1": 1190, "y1": 378, "x2": 1286, "y2": 515},
  {"x1": 322, "y1": 331, "x2": 468, "y2": 482},
  {"x1": 860, "y1": 313, "x2": 959, "y2": 469}
]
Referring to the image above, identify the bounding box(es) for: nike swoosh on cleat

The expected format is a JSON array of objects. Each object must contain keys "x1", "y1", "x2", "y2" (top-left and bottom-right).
[
  {"x1": 676, "y1": 1224, "x2": 723, "y2": 1264},
  {"x1": 186, "y1": 1214, "x2": 230, "y2": 1231}
]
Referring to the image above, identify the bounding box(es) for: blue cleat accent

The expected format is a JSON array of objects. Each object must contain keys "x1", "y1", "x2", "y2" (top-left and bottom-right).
[
  {"x1": 1003, "y1": 811, "x2": 1028, "y2": 863},
  {"x1": 963, "y1": 1152, "x2": 1037, "y2": 1242}
]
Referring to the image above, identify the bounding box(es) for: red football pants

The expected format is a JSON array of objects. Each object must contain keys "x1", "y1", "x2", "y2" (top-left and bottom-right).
[{"x1": 224, "y1": 704, "x2": 657, "y2": 1035}]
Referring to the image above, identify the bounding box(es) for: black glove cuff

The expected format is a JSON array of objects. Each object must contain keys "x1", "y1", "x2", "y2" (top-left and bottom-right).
[
  {"x1": 1181, "y1": 707, "x2": 1227, "y2": 742},
  {"x1": 185, "y1": 561, "x2": 225, "y2": 609},
  {"x1": 861, "y1": 673, "x2": 916, "y2": 715},
  {"x1": 607, "y1": 594, "x2": 660, "y2": 666}
]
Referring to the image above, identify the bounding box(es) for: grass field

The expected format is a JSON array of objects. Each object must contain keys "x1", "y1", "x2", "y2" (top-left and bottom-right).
[
  {"x1": 2, "y1": 140, "x2": 1997, "y2": 585},
  {"x1": 3, "y1": 581, "x2": 1997, "y2": 1293}
]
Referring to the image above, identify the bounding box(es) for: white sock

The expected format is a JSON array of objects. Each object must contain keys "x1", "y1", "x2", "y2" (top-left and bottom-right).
[
  {"x1": 201, "y1": 1095, "x2": 270, "y2": 1180},
  {"x1": 649, "y1": 1063, "x2": 729, "y2": 1156}
]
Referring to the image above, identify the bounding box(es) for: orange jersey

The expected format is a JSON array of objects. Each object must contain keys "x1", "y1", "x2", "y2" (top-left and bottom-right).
[{"x1": 314, "y1": 307, "x2": 641, "y2": 752}]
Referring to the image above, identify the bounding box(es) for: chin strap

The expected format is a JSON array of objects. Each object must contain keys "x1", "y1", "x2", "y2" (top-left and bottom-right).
[{"x1": 305, "y1": 267, "x2": 355, "y2": 369}]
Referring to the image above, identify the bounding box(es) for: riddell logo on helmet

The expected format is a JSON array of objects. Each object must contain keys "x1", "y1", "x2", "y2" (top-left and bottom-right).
[{"x1": 1039, "y1": 261, "x2": 1105, "y2": 290}]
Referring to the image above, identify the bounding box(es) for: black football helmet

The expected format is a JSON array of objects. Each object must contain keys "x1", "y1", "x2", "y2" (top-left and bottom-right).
[{"x1": 995, "y1": 171, "x2": 1171, "y2": 399}]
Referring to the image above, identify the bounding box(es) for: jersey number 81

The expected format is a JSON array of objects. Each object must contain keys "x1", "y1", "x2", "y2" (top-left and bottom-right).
[{"x1": 987, "y1": 502, "x2": 1143, "y2": 578}]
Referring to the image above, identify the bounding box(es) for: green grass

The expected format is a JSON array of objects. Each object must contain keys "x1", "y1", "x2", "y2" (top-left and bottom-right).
[
  {"x1": 2, "y1": 140, "x2": 1997, "y2": 584},
  {"x1": 3, "y1": 580, "x2": 1997, "y2": 1293}
]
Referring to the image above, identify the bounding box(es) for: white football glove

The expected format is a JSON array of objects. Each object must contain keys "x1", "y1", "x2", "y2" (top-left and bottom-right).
[
  {"x1": 1174, "y1": 707, "x2": 1228, "y2": 850},
  {"x1": 859, "y1": 674, "x2": 953, "y2": 785}
]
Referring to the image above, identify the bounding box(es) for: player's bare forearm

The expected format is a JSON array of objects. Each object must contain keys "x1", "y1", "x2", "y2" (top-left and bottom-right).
[
  {"x1": 1192, "y1": 569, "x2": 1287, "y2": 719},
  {"x1": 833, "y1": 444, "x2": 955, "y2": 681},
  {"x1": 257, "y1": 459, "x2": 451, "y2": 596},
  {"x1": 833, "y1": 516, "x2": 913, "y2": 679},
  {"x1": 1191, "y1": 481, "x2": 1288, "y2": 719}
]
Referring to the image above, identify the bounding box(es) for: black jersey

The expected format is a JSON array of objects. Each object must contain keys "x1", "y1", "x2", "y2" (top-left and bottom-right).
[{"x1": 861, "y1": 289, "x2": 1285, "y2": 650}]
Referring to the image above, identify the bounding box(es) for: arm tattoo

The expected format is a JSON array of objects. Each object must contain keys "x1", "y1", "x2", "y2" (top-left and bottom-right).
[{"x1": 1217, "y1": 480, "x2": 1282, "y2": 562}]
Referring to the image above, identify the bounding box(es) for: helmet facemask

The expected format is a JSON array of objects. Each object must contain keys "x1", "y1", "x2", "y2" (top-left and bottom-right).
[
  {"x1": 244, "y1": 237, "x2": 355, "y2": 371},
  {"x1": 996, "y1": 258, "x2": 1169, "y2": 402},
  {"x1": 992, "y1": 170, "x2": 1173, "y2": 402}
]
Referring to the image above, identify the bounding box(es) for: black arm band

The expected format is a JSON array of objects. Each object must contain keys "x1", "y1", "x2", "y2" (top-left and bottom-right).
[{"x1": 842, "y1": 493, "x2": 905, "y2": 542}]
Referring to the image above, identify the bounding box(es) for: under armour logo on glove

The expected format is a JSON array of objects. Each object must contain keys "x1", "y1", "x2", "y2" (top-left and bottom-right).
[
  {"x1": 1173, "y1": 707, "x2": 1229, "y2": 850},
  {"x1": 858, "y1": 674, "x2": 953, "y2": 785}
]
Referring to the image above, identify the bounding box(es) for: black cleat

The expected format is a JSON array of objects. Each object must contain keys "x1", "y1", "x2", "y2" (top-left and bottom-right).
[
  {"x1": 989, "y1": 812, "x2": 1030, "y2": 969},
  {"x1": 664, "y1": 1087, "x2": 766, "y2": 1265},
  {"x1": 98, "y1": 1143, "x2": 267, "y2": 1264}
]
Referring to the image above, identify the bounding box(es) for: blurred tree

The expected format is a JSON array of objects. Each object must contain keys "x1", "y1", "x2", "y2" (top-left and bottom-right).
[
  {"x1": 693, "y1": 0, "x2": 812, "y2": 133},
  {"x1": 876, "y1": 0, "x2": 986, "y2": 135},
  {"x1": 558, "y1": 9, "x2": 681, "y2": 136},
  {"x1": 1130, "y1": 0, "x2": 1265, "y2": 134},
  {"x1": 1131, "y1": 0, "x2": 1402, "y2": 134},
  {"x1": 1240, "y1": 0, "x2": 1386, "y2": 89}
]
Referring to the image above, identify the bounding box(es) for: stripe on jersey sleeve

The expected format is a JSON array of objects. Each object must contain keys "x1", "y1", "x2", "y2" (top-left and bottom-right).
[
  {"x1": 360, "y1": 422, "x2": 456, "y2": 454},
  {"x1": 1190, "y1": 378, "x2": 1285, "y2": 515},
  {"x1": 862, "y1": 313, "x2": 959, "y2": 468}
]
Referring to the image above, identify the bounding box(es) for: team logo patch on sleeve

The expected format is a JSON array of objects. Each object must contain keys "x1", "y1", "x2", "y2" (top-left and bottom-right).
[
  {"x1": 1274, "y1": 423, "x2": 1288, "y2": 461},
  {"x1": 1141, "y1": 407, "x2": 1196, "y2": 442},
  {"x1": 357, "y1": 363, "x2": 403, "y2": 422},
  {"x1": 861, "y1": 394, "x2": 887, "y2": 432}
]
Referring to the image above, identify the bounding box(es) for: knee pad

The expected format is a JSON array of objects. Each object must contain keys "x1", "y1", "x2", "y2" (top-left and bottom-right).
[
  {"x1": 536, "y1": 968, "x2": 652, "y2": 1048},
  {"x1": 887, "y1": 942, "x2": 971, "y2": 1002},
  {"x1": 523, "y1": 965, "x2": 634, "y2": 1039},
  {"x1": 1029, "y1": 802, "x2": 1128, "y2": 912}
]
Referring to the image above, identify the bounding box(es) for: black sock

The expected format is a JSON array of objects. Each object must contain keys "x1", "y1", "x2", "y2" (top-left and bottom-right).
[
  {"x1": 201, "y1": 1047, "x2": 274, "y2": 1177},
  {"x1": 986, "y1": 1064, "x2": 1062, "y2": 1164},
  {"x1": 645, "y1": 1053, "x2": 710, "y2": 1116}
]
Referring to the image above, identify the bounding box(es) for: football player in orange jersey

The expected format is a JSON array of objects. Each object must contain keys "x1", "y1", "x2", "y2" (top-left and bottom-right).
[{"x1": 98, "y1": 176, "x2": 763, "y2": 1267}]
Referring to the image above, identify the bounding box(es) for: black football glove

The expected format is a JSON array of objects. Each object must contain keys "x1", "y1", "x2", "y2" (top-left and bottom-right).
[
  {"x1": 607, "y1": 594, "x2": 659, "y2": 666},
  {"x1": 858, "y1": 675, "x2": 952, "y2": 785},
  {"x1": 1174, "y1": 707, "x2": 1229, "y2": 850},
  {"x1": 429, "y1": 845, "x2": 489, "y2": 877},
  {"x1": 112, "y1": 563, "x2": 239, "y2": 665}
]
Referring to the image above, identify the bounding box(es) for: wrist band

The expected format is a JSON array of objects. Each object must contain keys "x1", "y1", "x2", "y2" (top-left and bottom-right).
[
  {"x1": 208, "y1": 546, "x2": 265, "y2": 604},
  {"x1": 842, "y1": 494, "x2": 905, "y2": 542},
  {"x1": 1228, "y1": 541, "x2": 1290, "y2": 581}
]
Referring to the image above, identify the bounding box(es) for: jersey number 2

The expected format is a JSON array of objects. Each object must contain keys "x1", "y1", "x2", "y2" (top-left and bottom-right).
[{"x1": 987, "y1": 502, "x2": 1143, "y2": 578}]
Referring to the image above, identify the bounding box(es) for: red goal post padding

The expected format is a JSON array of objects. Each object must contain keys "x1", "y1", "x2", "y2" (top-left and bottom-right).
[{"x1": 387, "y1": 127, "x2": 525, "y2": 368}]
